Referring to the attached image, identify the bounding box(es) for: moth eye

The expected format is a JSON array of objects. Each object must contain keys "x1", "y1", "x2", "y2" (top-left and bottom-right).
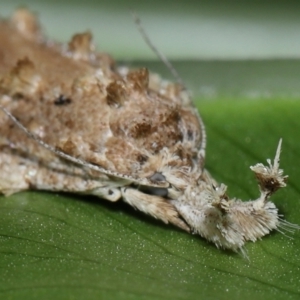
[{"x1": 149, "y1": 172, "x2": 166, "y2": 182}]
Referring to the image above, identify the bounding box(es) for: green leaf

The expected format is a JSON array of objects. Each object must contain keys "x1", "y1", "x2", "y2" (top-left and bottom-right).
[
  {"x1": 2, "y1": 2, "x2": 300, "y2": 299},
  {"x1": 1, "y1": 92, "x2": 300, "y2": 299}
]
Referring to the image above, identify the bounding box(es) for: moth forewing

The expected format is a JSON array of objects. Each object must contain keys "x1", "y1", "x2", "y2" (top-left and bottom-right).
[{"x1": 0, "y1": 8, "x2": 299, "y2": 254}]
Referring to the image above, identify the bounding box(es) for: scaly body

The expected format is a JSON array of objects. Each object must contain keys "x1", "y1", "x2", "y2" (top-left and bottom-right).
[{"x1": 0, "y1": 9, "x2": 297, "y2": 253}]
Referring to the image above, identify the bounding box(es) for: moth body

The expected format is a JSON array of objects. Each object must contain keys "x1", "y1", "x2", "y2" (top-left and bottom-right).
[{"x1": 0, "y1": 9, "x2": 298, "y2": 253}]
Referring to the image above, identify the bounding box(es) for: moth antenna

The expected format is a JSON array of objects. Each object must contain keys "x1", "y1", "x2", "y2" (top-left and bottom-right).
[
  {"x1": 131, "y1": 11, "x2": 185, "y2": 88},
  {"x1": 0, "y1": 104, "x2": 129, "y2": 179}
]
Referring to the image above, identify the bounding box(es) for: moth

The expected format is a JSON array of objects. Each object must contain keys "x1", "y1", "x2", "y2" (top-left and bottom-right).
[{"x1": 0, "y1": 8, "x2": 298, "y2": 254}]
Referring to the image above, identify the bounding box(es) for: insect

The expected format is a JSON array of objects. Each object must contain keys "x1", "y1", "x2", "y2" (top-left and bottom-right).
[{"x1": 0, "y1": 8, "x2": 298, "y2": 254}]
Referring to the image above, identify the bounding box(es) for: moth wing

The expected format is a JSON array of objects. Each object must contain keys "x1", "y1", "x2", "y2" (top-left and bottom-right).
[{"x1": 0, "y1": 12, "x2": 205, "y2": 190}]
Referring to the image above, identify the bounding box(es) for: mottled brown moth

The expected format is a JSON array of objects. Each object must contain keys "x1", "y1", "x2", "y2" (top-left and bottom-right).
[{"x1": 0, "y1": 8, "x2": 299, "y2": 254}]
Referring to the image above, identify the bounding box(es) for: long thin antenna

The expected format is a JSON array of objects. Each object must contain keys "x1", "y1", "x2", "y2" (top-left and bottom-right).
[{"x1": 132, "y1": 11, "x2": 185, "y2": 88}]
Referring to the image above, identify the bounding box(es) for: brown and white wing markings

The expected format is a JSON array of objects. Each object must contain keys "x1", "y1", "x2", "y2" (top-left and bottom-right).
[{"x1": 0, "y1": 9, "x2": 205, "y2": 190}]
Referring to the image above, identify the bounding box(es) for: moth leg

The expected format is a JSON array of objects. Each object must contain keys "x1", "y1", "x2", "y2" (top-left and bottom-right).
[
  {"x1": 171, "y1": 140, "x2": 293, "y2": 252},
  {"x1": 121, "y1": 187, "x2": 190, "y2": 232}
]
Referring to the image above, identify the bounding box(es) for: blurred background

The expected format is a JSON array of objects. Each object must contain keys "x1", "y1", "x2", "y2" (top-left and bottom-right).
[{"x1": 1, "y1": 0, "x2": 300, "y2": 99}]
